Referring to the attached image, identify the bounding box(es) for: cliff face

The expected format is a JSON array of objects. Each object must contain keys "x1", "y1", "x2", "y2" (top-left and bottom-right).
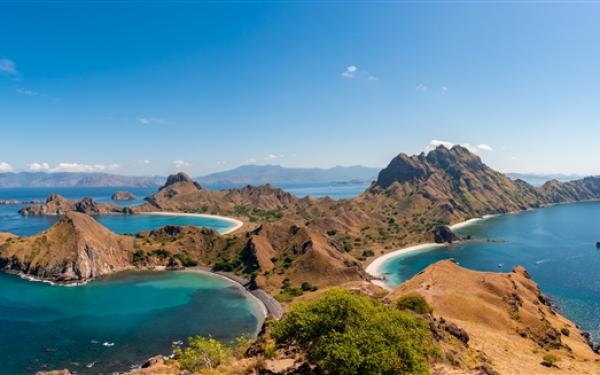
[
  {"x1": 19, "y1": 194, "x2": 125, "y2": 216},
  {"x1": 389, "y1": 260, "x2": 600, "y2": 374},
  {"x1": 0, "y1": 212, "x2": 135, "y2": 283}
]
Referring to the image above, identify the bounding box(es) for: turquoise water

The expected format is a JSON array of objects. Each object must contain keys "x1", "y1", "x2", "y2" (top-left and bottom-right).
[
  {"x1": 0, "y1": 184, "x2": 365, "y2": 236},
  {"x1": 0, "y1": 271, "x2": 263, "y2": 374},
  {"x1": 380, "y1": 201, "x2": 600, "y2": 342},
  {"x1": 0, "y1": 187, "x2": 235, "y2": 236}
]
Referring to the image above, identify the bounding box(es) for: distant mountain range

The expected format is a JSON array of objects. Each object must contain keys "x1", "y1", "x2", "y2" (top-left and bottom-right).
[
  {"x1": 506, "y1": 172, "x2": 584, "y2": 186},
  {"x1": 0, "y1": 172, "x2": 165, "y2": 188},
  {"x1": 195, "y1": 165, "x2": 379, "y2": 185},
  {"x1": 0, "y1": 165, "x2": 379, "y2": 188}
]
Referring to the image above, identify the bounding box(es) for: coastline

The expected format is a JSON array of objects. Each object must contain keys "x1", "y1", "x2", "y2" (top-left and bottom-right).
[
  {"x1": 144, "y1": 211, "x2": 244, "y2": 235},
  {"x1": 365, "y1": 214, "x2": 496, "y2": 290}
]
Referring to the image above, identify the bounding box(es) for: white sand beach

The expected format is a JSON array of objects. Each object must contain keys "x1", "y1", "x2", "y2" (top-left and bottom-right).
[
  {"x1": 366, "y1": 214, "x2": 496, "y2": 290},
  {"x1": 145, "y1": 212, "x2": 244, "y2": 235}
]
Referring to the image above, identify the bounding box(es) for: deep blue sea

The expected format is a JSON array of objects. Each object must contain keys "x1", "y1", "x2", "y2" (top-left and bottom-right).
[{"x1": 380, "y1": 201, "x2": 600, "y2": 342}]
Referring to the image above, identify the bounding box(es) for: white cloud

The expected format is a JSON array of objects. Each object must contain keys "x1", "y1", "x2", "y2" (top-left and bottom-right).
[
  {"x1": 342, "y1": 65, "x2": 358, "y2": 78},
  {"x1": 0, "y1": 58, "x2": 18, "y2": 76},
  {"x1": 425, "y1": 140, "x2": 493, "y2": 154},
  {"x1": 245, "y1": 158, "x2": 257, "y2": 164},
  {"x1": 27, "y1": 162, "x2": 119, "y2": 173},
  {"x1": 27, "y1": 162, "x2": 51, "y2": 172},
  {"x1": 263, "y1": 154, "x2": 280, "y2": 161},
  {"x1": 173, "y1": 160, "x2": 190, "y2": 169},
  {"x1": 441, "y1": 86, "x2": 448, "y2": 92},
  {"x1": 143, "y1": 159, "x2": 151, "y2": 165},
  {"x1": 0, "y1": 162, "x2": 13, "y2": 172},
  {"x1": 368, "y1": 75, "x2": 378, "y2": 81},
  {"x1": 16, "y1": 88, "x2": 38, "y2": 96},
  {"x1": 137, "y1": 117, "x2": 166, "y2": 125},
  {"x1": 216, "y1": 161, "x2": 227, "y2": 166},
  {"x1": 416, "y1": 83, "x2": 428, "y2": 92}
]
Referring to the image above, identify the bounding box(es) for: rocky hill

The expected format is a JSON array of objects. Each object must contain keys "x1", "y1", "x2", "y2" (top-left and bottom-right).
[
  {"x1": 389, "y1": 260, "x2": 600, "y2": 374},
  {"x1": 0, "y1": 212, "x2": 135, "y2": 283},
  {"x1": 135, "y1": 172, "x2": 311, "y2": 214},
  {"x1": 18, "y1": 194, "x2": 126, "y2": 216}
]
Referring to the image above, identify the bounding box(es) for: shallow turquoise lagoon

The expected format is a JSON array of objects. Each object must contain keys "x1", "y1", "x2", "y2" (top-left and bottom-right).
[
  {"x1": 380, "y1": 201, "x2": 600, "y2": 342},
  {"x1": 0, "y1": 271, "x2": 263, "y2": 374}
]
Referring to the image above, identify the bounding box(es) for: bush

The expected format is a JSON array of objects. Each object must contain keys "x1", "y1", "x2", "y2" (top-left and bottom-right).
[
  {"x1": 174, "y1": 336, "x2": 231, "y2": 371},
  {"x1": 272, "y1": 289, "x2": 433, "y2": 375},
  {"x1": 362, "y1": 250, "x2": 375, "y2": 257},
  {"x1": 541, "y1": 353, "x2": 559, "y2": 367},
  {"x1": 560, "y1": 327, "x2": 570, "y2": 336},
  {"x1": 132, "y1": 250, "x2": 147, "y2": 265},
  {"x1": 301, "y1": 282, "x2": 318, "y2": 292},
  {"x1": 174, "y1": 253, "x2": 198, "y2": 267},
  {"x1": 397, "y1": 294, "x2": 433, "y2": 315}
]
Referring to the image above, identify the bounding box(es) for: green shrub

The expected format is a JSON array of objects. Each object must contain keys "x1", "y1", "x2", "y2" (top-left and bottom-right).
[
  {"x1": 397, "y1": 294, "x2": 433, "y2": 315},
  {"x1": 132, "y1": 250, "x2": 147, "y2": 265},
  {"x1": 174, "y1": 336, "x2": 231, "y2": 371},
  {"x1": 362, "y1": 249, "x2": 375, "y2": 257},
  {"x1": 301, "y1": 282, "x2": 318, "y2": 292},
  {"x1": 272, "y1": 289, "x2": 433, "y2": 375},
  {"x1": 541, "y1": 353, "x2": 559, "y2": 367},
  {"x1": 151, "y1": 248, "x2": 170, "y2": 259},
  {"x1": 560, "y1": 327, "x2": 570, "y2": 336},
  {"x1": 174, "y1": 253, "x2": 198, "y2": 267}
]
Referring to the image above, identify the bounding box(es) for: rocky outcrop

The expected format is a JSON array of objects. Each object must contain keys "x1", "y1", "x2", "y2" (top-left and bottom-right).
[
  {"x1": 433, "y1": 225, "x2": 459, "y2": 243},
  {"x1": 19, "y1": 194, "x2": 125, "y2": 216},
  {"x1": 0, "y1": 212, "x2": 135, "y2": 283},
  {"x1": 111, "y1": 190, "x2": 136, "y2": 201},
  {"x1": 389, "y1": 260, "x2": 600, "y2": 374}
]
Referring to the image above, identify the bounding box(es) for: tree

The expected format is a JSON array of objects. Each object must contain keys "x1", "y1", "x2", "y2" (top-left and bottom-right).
[
  {"x1": 174, "y1": 336, "x2": 231, "y2": 372},
  {"x1": 272, "y1": 289, "x2": 434, "y2": 375}
]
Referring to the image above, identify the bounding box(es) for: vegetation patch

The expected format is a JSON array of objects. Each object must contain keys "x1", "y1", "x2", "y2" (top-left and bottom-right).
[{"x1": 272, "y1": 289, "x2": 434, "y2": 374}]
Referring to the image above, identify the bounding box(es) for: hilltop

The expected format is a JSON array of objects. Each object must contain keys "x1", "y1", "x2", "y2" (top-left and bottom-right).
[
  {"x1": 389, "y1": 260, "x2": 600, "y2": 374},
  {"x1": 0, "y1": 212, "x2": 135, "y2": 283}
]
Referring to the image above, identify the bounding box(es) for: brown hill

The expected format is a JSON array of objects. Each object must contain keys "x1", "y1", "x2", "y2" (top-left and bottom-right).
[
  {"x1": 389, "y1": 260, "x2": 600, "y2": 374},
  {"x1": 136, "y1": 172, "x2": 307, "y2": 215},
  {"x1": 19, "y1": 194, "x2": 125, "y2": 216},
  {"x1": 0, "y1": 212, "x2": 134, "y2": 283},
  {"x1": 366, "y1": 145, "x2": 545, "y2": 220}
]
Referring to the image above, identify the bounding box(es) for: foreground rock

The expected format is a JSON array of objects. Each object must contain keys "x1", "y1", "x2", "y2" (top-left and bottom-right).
[
  {"x1": 0, "y1": 212, "x2": 134, "y2": 283},
  {"x1": 389, "y1": 260, "x2": 600, "y2": 374},
  {"x1": 111, "y1": 190, "x2": 136, "y2": 201},
  {"x1": 19, "y1": 194, "x2": 125, "y2": 216}
]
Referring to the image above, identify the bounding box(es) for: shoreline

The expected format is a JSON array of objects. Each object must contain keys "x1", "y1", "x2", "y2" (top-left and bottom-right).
[
  {"x1": 365, "y1": 214, "x2": 496, "y2": 290},
  {"x1": 144, "y1": 211, "x2": 244, "y2": 235}
]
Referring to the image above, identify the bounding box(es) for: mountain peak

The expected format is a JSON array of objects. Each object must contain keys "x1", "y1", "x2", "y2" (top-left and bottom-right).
[{"x1": 162, "y1": 172, "x2": 201, "y2": 190}]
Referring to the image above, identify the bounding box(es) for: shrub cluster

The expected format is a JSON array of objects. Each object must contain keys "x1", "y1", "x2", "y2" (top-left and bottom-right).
[{"x1": 272, "y1": 289, "x2": 434, "y2": 374}]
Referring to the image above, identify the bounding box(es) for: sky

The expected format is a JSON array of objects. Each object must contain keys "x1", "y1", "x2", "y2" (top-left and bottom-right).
[{"x1": 1, "y1": 1, "x2": 600, "y2": 177}]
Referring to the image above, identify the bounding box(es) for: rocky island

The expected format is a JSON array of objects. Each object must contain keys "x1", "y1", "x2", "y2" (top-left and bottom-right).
[{"x1": 111, "y1": 190, "x2": 136, "y2": 201}]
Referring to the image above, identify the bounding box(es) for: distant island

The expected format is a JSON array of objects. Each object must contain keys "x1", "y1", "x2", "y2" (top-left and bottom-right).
[
  {"x1": 0, "y1": 172, "x2": 165, "y2": 188},
  {"x1": 194, "y1": 164, "x2": 379, "y2": 185},
  {"x1": 0, "y1": 165, "x2": 378, "y2": 188}
]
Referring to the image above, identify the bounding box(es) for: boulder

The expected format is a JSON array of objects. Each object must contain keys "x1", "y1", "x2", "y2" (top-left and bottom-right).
[{"x1": 433, "y1": 225, "x2": 459, "y2": 243}]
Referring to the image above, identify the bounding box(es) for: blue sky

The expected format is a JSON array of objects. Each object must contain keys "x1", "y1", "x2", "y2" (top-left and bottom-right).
[{"x1": 1, "y1": 2, "x2": 600, "y2": 176}]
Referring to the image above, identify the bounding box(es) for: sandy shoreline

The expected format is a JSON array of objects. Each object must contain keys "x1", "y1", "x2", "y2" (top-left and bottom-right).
[
  {"x1": 144, "y1": 211, "x2": 243, "y2": 235},
  {"x1": 365, "y1": 214, "x2": 496, "y2": 290}
]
